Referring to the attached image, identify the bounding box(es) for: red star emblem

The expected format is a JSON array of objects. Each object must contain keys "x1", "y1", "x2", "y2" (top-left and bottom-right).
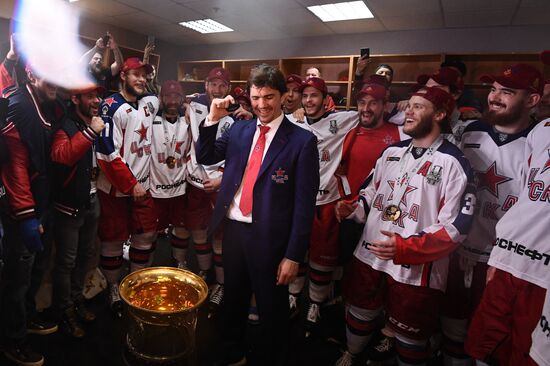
[
  {"x1": 476, "y1": 161, "x2": 511, "y2": 198},
  {"x1": 104, "y1": 97, "x2": 117, "y2": 107},
  {"x1": 135, "y1": 123, "x2": 149, "y2": 143},
  {"x1": 541, "y1": 149, "x2": 550, "y2": 174},
  {"x1": 175, "y1": 141, "x2": 184, "y2": 154},
  {"x1": 387, "y1": 180, "x2": 418, "y2": 207}
]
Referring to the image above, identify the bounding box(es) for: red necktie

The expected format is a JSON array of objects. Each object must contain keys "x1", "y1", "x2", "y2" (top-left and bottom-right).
[{"x1": 239, "y1": 125, "x2": 270, "y2": 216}]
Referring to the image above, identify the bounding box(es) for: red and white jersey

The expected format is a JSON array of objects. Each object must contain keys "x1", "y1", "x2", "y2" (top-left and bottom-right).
[
  {"x1": 458, "y1": 121, "x2": 534, "y2": 263},
  {"x1": 291, "y1": 111, "x2": 358, "y2": 205},
  {"x1": 150, "y1": 114, "x2": 191, "y2": 198},
  {"x1": 530, "y1": 288, "x2": 550, "y2": 366},
  {"x1": 489, "y1": 119, "x2": 550, "y2": 290},
  {"x1": 96, "y1": 93, "x2": 159, "y2": 196},
  {"x1": 349, "y1": 138, "x2": 476, "y2": 291},
  {"x1": 186, "y1": 101, "x2": 234, "y2": 190}
]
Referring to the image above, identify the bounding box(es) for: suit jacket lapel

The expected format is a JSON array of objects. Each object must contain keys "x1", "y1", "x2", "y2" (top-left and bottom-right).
[{"x1": 257, "y1": 117, "x2": 291, "y2": 179}]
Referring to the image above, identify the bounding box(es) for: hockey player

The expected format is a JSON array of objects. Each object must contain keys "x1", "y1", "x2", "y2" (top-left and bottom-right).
[
  {"x1": 334, "y1": 87, "x2": 475, "y2": 366},
  {"x1": 291, "y1": 77, "x2": 358, "y2": 335},
  {"x1": 95, "y1": 57, "x2": 159, "y2": 314},
  {"x1": 150, "y1": 80, "x2": 192, "y2": 270},
  {"x1": 186, "y1": 67, "x2": 235, "y2": 309},
  {"x1": 465, "y1": 57, "x2": 549, "y2": 366},
  {"x1": 441, "y1": 64, "x2": 542, "y2": 365}
]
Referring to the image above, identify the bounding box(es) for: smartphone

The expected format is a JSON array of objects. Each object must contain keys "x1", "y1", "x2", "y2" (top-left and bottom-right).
[
  {"x1": 102, "y1": 34, "x2": 110, "y2": 47},
  {"x1": 360, "y1": 47, "x2": 370, "y2": 58}
]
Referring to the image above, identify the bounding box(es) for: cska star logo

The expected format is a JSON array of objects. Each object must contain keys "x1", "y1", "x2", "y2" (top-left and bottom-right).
[
  {"x1": 329, "y1": 120, "x2": 338, "y2": 135},
  {"x1": 271, "y1": 168, "x2": 288, "y2": 184},
  {"x1": 387, "y1": 180, "x2": 417, "y2": 206},
  {"x1": 135, "y1": 123, "x2": 149, "y2": 143},
  {"x1": 175, "y1": 141, "x2": 185, "y2": 154},
  {"x1": 476, "y1": 161, "x2": 511, "y2": 198},
  {"x1": 104, "y1": 97, "x2": 117, "y2": 107},
  {"x1": 542, "y1": 149, "x2": 550, "y2": 174}
]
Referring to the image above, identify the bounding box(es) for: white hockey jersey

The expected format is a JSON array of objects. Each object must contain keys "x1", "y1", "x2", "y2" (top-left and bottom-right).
[
  {"x1": 186, "y1": 101, "x2": 234, "y2": 190},
  {"x1": 150, "y1": 114, "x2": 191, "y2": 198},
  {"x1": 291, "y1": 111, "x2": 358, "y2": 205},
  {"x1": 530, "y1": 289, "x2": 550, "y2": 366},
  {"x1": 458, "y1": 121, "x2": 534, "y2": 263},
  {"x1": 489, "y1": 119, "x2": 550, "y2": 290},
  {"x1": 96, "y1": 93, "x2": 159, "y2": 196},
  {"x1": 350, "y1": 138, "x2": 476, "y2": 291}
]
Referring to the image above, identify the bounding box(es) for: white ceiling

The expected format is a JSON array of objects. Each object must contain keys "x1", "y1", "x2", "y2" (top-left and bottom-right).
[{"x1": 4, "y1": 0, "x2": 550, "y2": 46}]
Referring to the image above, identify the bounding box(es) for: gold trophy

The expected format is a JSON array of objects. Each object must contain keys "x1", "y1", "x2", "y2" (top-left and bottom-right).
[{"x1": 119, "y1": 267, "x2": 208, "y2": 365}]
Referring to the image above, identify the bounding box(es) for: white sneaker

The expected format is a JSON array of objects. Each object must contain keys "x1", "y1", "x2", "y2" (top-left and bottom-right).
[
  {"x1": 289, "y1": 294, "x2": 299, "y2": 318},
  {"x1": 209, "y1": 283, "x2": 224, "y2": 306},
  {"x1": 334, "y1": 351, "x2": 355, "y2": 366},
  {"x1": 122, "y1": 240, "x2": 130, "y2": 261}
]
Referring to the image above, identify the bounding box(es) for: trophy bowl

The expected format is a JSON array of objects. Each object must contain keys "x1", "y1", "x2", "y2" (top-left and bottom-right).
[{"x1": 119, "y1": 267, "x2": 208, "y2": 365}]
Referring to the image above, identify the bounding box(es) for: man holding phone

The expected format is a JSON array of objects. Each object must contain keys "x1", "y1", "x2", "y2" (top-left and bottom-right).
[{"x1": 80, "y1": 32, "x2": 124, "y2": 94}]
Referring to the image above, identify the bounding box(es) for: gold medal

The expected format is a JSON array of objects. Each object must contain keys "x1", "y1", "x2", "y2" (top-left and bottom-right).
[
  {"x1": 383, "y1": 205, "x2": 401, "y2": 222},
  {"x1": 166, "y1": 156, "x2": 176, "y2": 169}
]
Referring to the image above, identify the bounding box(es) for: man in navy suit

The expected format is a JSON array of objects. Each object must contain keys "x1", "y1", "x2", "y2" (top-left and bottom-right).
[{"x1": 197, "y1": 64, "x2": 319, "y2": 365}]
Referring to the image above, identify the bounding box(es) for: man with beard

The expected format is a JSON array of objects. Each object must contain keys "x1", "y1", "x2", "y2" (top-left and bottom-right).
[
  {"x1": 81, "y1": 32, "x2": 124, "y2": 94},
  {"x1": 283, "y1": 74, "x2": 303, "y2": 116},
  {"x1": 186, "y1": 67, "x2": 235, "y2": 311},
  {"x1": 95, "y1": 57, "x2": 159, "y2": 315},
  {"x1": 50, "y1": 84, "x2": 106, "y2": 338},
  {"x1": 441, "y1": 63, "x2": 542, "y2": 366},
  {"x1": 291, "y1": 77, "x2": 358, "y2": 335},
  {"x1": 150, "y1": 81, "x2": 192, "y2": 270},
  {"x1": 0, "y1": 64, "x2": 63, "y2": 366},
  {"x1": 334, "y1": 87, "x2": 475, "y2": 366}
]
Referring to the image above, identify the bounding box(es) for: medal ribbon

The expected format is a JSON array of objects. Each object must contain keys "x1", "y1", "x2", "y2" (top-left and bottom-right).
[{"x1": 162, "y1": 115, "x2": 183, "y2": 158}]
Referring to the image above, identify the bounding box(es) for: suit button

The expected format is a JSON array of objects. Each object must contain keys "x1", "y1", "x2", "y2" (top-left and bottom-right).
[
  {"x1": 234, "y1": 183, "x2": 238, "y2": 187},
  {"x1": 224, "y1": 205, "x2": 228, "y2": 209}
]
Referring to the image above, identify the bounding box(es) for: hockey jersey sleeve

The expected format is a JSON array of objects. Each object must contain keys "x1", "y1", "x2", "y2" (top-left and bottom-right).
[
  {"x1": 51, "y1": 126, "x2": 97, "y2": 167},
  {"x1": 393, "y1": 156, "x2": 476, "y2": 265},
  {"x1": 95, "y1": 103, "x2": 137, "y2": 194},
  {"x1": 0, "y1": 58, "x2": 17, "y2": 96},
  {"x1": 346, "y1": 152, "x2": 384, "y2": 223}
]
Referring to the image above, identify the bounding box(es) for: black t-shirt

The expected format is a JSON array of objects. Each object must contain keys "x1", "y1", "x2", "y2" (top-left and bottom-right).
[{"x1": 90, "y1": 68, "x2": 114, "y2": 96}]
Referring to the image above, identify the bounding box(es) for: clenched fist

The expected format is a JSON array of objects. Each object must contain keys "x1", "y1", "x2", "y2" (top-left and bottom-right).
[{"x1": 90, "y1": 116, "x2": 105, "y2": 134}]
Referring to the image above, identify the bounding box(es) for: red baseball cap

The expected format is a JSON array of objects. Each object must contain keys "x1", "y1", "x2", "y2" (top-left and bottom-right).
[
  {"x1": 71, "y1": 83, "x2": 106, "y2": 95},
  {"x1": 233, "y1": 86, "x2": 250, "y2": 104},
  {"x1": 541, "y1": 51, "x2": 550, "y2": 66},
  {"x1": 160, "y1": 80, "x2": 183, "y2": 97},
  {"x1": 417, "y1": 67, "x2": 464, "y2": 92},
  {"x1": 413, "y1": 86, "x2": 455, "y2": 117},
  {"x1": 363, "y1": 74, "x2": 390, "y2": 88},
  {"x1": 480, "y1": 63, "x2": 543, "y2": 95},
  {"x1": 206, "y1": 67, "x2": 231, "y2": 85},
  {"x1": 356, "y1": 83, "x2": 387, "y2": 101},
  {"x1": 122, "y1": 57, "x2": 153, "y2": 74},
  {"x1": 286, "y1": 74, "x2": 303, "y2": 86},
  {"x1": 299, "y1": 77, "x2": 328, "y2": 95}
]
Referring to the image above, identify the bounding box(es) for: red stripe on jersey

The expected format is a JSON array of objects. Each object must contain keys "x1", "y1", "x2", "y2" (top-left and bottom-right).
[
  {"x1": 394, "y1": 228, "x2": 458, "y2": 266},
  {"x1": 97, "y1": 158, "x2": 138, "y2": 195}
]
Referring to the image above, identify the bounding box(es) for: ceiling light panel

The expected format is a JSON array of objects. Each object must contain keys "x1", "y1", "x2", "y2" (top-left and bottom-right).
[
  {"x1": 307, "y1": 1, "x2": 374, "y2": 22},
  {"x1": 179, "y1": 19, "x2": 234, "y2": 34}
]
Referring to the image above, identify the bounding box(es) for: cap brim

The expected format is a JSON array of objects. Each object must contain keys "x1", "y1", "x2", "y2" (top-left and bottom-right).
[
  {"x1": 541, "y1": 51, "x2": 550, "y2": 65},
  {"x1": 479, "y1": 74, "x2": 496, "y2": 84},
  {"x1": 416, "y1": 74, "x2": 430, "y2": 85},
  {"x1": 480, "y1": 74, "x2": 533, "y2": 92}
]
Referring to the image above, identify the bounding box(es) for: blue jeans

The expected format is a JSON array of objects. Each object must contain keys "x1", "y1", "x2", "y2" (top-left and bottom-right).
[
  {"x1": 52, "y1": 196, "x2": 99, "y2": 313},
  {"x1": 0, "y1": 211, "x2": 53, "y2": 341}
]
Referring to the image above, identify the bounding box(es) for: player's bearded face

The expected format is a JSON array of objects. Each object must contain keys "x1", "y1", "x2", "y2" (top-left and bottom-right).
[
  {"x1": 284, "y1": 83, "x2": 302, "y2": 113},
  {"x1": 77, "y1": 91, "x2": 101, "y2": 118},
  {"x1": 162, "y1": 93, "x2": 182, "y2": 116},
  {"x1": 206, "y1": 79, "x2": 229, "y2": 102},
  {"x1": 123, "y1": 68, "x2": 147, "y2": 97},
  {"x1": 404, "y1": 96, "x2": 435, "y2": 138},
  {"x1": 90, "y1": 53, "x2": 103, "y2": 74},
  {"x1": 485, "y1": 83, "x2": 527, "y2": 127},
  {"x1": 302, "y1": 87, "x2": 325, "y2": 119},
  {"x1": 357, "y1": 95, "x2": 384, "y2": 128}
]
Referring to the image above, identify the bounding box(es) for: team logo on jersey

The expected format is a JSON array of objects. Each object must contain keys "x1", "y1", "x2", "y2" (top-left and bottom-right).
[
  {"x1": 545, "y1": 121, "x2": 550, "y2": 127},
  {"x1": 498, "y1": 133, "x2": 508, "y2": 143},
  {"x1": 387, "y1": 156, "x2": 400, "y2": 162},
  {"x1": 383, "y1": 135, "x2": 395, "y2": 145},
  {"x1": 476, "y1": 161, "x2": 512, "y2": 198},
  {"x1": 320, "y1": 148, "x2": 331, "y2": 162},
  {"x1": 102, "y1": 106, "x2": 109, "y2": 115},
  {"x1": 175, "y1": 141, "x2": 185, "y2": 154},
  {"x1": 147, "y1": 102, "x2": 156, "y2": 116},
  {"x1": 542, "y1": 149, "x2": 550, "y2": 174},
  {"x1": 272, "y1": 168, "x2": 288, "y2": 184},
  {"x1": 220, "y1": 121, "x2": 231, "y2": 134},
  {"x1": 387, "y1": 180, "x2": 418, "y2": 206},
  {"x1": 426, "y1": 165, "x2": 443, "y2": 185},
  {"x1": 104, "y1": 97, "x2": 117, "y2": 107},
  {"x1": 135, "y1": 123, "x2": 149, "y2": 143},
  {"x1": 126, "y1": 108, "x2": 132, "y2": 114},
  {"x1": 329, "y1": 120, "x2": 338, "y2": 134}
]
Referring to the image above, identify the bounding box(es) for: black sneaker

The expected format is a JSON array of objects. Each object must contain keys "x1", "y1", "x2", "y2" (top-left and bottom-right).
[
  {"x1": 60, "y1": 307, "x2": 85, "y2": 338},
  {"x1": 26, "y1": 316, "x2": 58, "y2": 336},
  {"x1": 75, "y1": 297, "x2": 96, "y2": 323},
  {"x1": 4, "y1": 341, "x2": 44, "y2": 366}
]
